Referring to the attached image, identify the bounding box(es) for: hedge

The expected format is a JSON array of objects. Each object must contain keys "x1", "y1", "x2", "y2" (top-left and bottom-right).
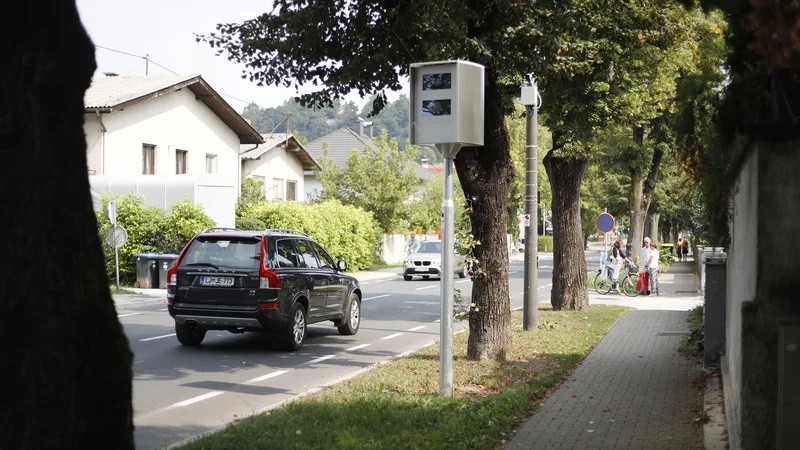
[
  {"x1": 241, "y1": 200, "x2": 380, "y2": 270},
  {"x1": 96, "y1": 192, "x2": 214, "y2": 282},
  {"x1": 538, "y1": 235, "x2": 553, "y2": 253}
]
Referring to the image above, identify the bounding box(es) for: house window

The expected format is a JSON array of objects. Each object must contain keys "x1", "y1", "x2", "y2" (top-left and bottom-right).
[
  {"x1": 176, "y1": 150, "x2": 188, "y2": 174},
  {"x1": 286, "y1": 180, "x2": 297, "y2": 202},
  {"x1": 142, "y1": 144, "x2": 156, "y2": 175},
  {"x1": 272, "y1": 178, "x2": 284, "y2": 201},
  {"x1": 205, "y1": 154, "x2": 217, "y2": 174}
]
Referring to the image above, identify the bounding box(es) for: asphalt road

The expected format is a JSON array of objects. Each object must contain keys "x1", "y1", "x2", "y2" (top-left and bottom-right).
[{"x1": 117, "y1": 255, "x2": 558, "y2": 449}]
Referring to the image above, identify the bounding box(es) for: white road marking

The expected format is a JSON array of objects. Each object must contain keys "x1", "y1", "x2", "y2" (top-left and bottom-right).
[
  {"x1": 509, "y1": 271, "x2": 519, "y2": 274},
  {"x1": 433, "y1": 319, "x2": 441, "y2": 323},
  {"x1": 345, "y1": 344, "x2": 370, "y2": 351},
  {"x1": 546, "y1": 283, "x2": 553, "y2": 287},
  {"x1": 306, "y1": 355, "x2": 337, "y2": 365},
  {"x1": 414, "y1": 285, "x2": 439, "y2": 291},
  {"x1": 456, "y1": 280, "x2": 470, "y2": 284},
  {"x1": 382, "y1": 332, "x2": 404, "y2": 340},
  {"x1": 139, "y1": 333, "x2": 176, "y2": 342},
  {"x1": 170, "y1": 391, "x2": 224, "y2": 408},
  {"x1": 408, "y1": 326, "x2": 426, "y2": 332},
  {"x1": 159, "y1": 308, "x2": 169, "y2": 311},
  {"x1": 360, "y1": 281, "x2": 372, "y2": 285},
  {"x1": 363, "y1": 294, "x2": 391, "y2": 301},
  {"x1": 247, "y1": 370, "x2": 290, "y2": 384},
  {"x1": 117, "y1": 313, "x2": 141, "y2": 318}
]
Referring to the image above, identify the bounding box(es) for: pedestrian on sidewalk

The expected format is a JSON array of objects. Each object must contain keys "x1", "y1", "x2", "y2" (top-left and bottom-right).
[
  {"x1": 405, "y1": 233, "x2": 419, "y2": 255},
  {"x1": 641, "y1": 237, "x2": 652, "y2": 294},
  {"x1": 681, "y1": 238, "x2": 689, "y2": 262},
  {"x1": 608, "y1": 240, "x2": 630, "y2": 295},
  {"x1": 646, "y1": 241, "x2": 660, "y2": 295},
  {"x1": 675, "y1": 238, "x2": 683, "y2": 261}
]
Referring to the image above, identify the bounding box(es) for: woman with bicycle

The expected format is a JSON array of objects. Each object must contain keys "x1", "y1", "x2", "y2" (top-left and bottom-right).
[{"x1": 608, "y1": 240, "x2": 630, "y2": 295}]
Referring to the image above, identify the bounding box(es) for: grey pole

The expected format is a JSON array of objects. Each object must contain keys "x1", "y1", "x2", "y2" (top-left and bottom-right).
[
  {"x1": 521, "y1": 75, "x2": 541, "y2": 331},
  {"x1": 114, "y1": 228, "x2": 120, "y2": 290},
  {"x1": 439, "y1": 149, "x2": 456, "y2": 397},
  {"x1": 523, "y1": 105, "x2": 539, "y2": 330}
]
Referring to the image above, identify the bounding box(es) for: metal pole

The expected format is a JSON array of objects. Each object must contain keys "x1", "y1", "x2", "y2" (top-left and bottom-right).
[
  {"x1": 523, "y1": 105, "x2": 539, "y2": 330},
  {"x1": 440, "y1": 153, "x2": 455, "y2": 397},
  {"x1": 114, "y1": 228, "x2": 120, "y2": 289}
]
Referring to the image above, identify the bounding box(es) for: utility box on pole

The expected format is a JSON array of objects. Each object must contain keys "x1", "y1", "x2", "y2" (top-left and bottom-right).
[{"x1": 410, "y1": 60, "x2": 485, "y2": 398}]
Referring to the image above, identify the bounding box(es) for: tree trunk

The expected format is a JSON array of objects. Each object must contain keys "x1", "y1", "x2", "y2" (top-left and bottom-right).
[
  {"x1": 646, "y1": 213, "x2": 660, "y2": 243},
  {"x1": 454, "y1": 72, "x2": 513, "y2": 361},
  {"x1": 626, "y1": 126, "x2": 664, "y2": 265},
  {"x1": 543, "y1": 150, "x2": 589, "y2": 311},
  {"x1": 0, "y1": 3, "x2": 134, "y2": 449}
]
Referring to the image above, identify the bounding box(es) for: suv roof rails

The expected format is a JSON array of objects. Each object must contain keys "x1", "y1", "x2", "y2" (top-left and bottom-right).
[
  {"x1": 264, "y1": 228, "x2": 309, "y2": 237},
  {"x1": 201, "y1": 227, "x2": 240, "y2": 234}
]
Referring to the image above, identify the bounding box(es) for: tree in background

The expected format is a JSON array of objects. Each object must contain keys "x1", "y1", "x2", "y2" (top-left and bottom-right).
[
  {"x1": 241, "y1": 98, "x2": 362, "y2": 143},
  {"x1": 408, "y1": 173, "x2": 471, "y2": 234},
  {"x1": 1, "y1": 1, "x2": 133, "y2": 447},
  {"x1": 316, "y1": 130, "x2": 418, "y2": 232}
]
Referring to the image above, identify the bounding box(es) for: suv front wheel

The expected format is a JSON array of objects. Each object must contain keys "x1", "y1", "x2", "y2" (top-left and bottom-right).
[
  {"x1": 337, "y1": 293, "x2": 361, "y2": 335},
  {"x1": 176, "y1": 323, "x2": 206, "y2": 346},
  {"x1": 280, "y1": 303, "x2": 307, "y2": 351}
]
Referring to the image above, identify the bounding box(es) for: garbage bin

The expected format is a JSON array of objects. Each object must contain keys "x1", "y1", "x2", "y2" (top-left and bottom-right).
[
  {"x1": 157, "y1": 254, "x2": 179, "y2": 289},
  {"x1": 133, "y1": 254, "x2": 159, "y2": 288}
]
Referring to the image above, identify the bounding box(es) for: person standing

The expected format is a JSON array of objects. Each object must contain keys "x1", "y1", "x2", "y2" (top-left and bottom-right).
[
  {"x1": 646, "y1": 241, "x2": 661, "y2": 295},
  {"x1": 641, "y1": 237, "x2": 652, "y2": 294},
  {"x1": 608, "y1": 240, "x2": 630, "y2": 295},
  {"x1": 676, "y1": 238, "x2": 683, "y2": 261},
  {"x1": 405, "y1": 233, "x2": 419, "y2": 255},
  {"x1": 681, "y1": 238, "x2": 689, "y2": 262}
]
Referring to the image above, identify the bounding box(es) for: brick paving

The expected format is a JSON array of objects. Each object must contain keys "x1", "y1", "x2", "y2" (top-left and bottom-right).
[{"x1": 506, "y1": 306, "x2": 704, "y2": 449}]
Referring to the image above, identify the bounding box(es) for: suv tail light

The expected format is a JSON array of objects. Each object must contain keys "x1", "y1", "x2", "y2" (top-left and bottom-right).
[
  {"x1": 259, "y1": 237, "x2": 281, "y2": 289},
  {"x1": 166, "y1": 240, "x2": 192, "y2": 304}
]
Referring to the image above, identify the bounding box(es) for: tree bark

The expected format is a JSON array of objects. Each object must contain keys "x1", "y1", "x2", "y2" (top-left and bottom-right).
[
  {"x1": 454, "y1": 72, "x2": 513, "y2": 361},
  {"x1": 645, "y1": 213, "x2": 660, "y2": 243},
  {"x1": 543, "y1": 150, "x2": 589, "y2": 311},
  {"x1": 0, "y1": 3, "x2": 134, "y2": 449},
  {"x1": 626, "y1": 126, "x2": 664, "y2": 264}
]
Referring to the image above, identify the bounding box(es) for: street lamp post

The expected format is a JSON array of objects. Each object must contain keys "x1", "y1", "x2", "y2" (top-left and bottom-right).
[{"x1": 521, "y1": 74, "x2": 542, "y2": 331}]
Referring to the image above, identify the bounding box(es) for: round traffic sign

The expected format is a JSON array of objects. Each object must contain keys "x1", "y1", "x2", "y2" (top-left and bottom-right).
[
  {"x1": 596, "y1": 213, "x2": 615, "y2": 233},
  {"x1": 105, "y1": 224, "x2": 128, "y2": 249}
]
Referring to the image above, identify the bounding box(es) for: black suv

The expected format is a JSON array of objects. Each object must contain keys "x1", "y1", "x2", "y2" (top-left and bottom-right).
[{"x1": 166, "y1": 228, "x2": 362, "y2": 350}]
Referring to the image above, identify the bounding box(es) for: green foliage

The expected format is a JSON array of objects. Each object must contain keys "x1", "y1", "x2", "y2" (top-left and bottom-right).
[
  {"x1": 407, "y1": 174, "x2": 470, "y2": 234},
  {"x1": 237, "y1": 177, "x2": 266, "y2": 218},
  {"x1": 96, "y1": 193, "x2": 215, "y2": 282},
  {"x1": 240, "y1": 98, "x2": 361, "y2": 145},
  {"x1": 241, "y1": 200, "x2": 380, "y2": 270},
  {"x1": 316, "y1": 129, "x2": 418, "y2": 232},
  {"x1": 537, "y1": 235, "x2": 554, "y2": 253},
  {"x1": 235, "y1": 216, "x2": 266, "y2": 231},
  {"x1": 679, "y1": 305, "x2": 705, "y2": 356}
]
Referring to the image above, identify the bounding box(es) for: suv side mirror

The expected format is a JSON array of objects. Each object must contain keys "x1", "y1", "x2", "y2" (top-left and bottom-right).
[{"x1": 337, "y1": 260, "x2": 348, "y2": 272}]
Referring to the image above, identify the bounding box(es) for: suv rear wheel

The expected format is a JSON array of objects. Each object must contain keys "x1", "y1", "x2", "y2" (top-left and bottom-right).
[
  {"x1": 280, "y1": 303, "x2": 307, "y2": 351},
  {"x1": 337, "y1": 293, "x2": 361, "y2": 335},
  {"x1": 176, "y1": 323, "x2": 206, "y2": 346}
]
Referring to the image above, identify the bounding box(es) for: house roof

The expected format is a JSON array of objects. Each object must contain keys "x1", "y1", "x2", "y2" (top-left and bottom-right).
[
  {"x1": 305, "y1": 127, "x2": 436, "y2": 181},
  {"x1": 240, "y1": 133, "x2": 320, "y2": 171},
  {"x1": 84, "y1": 74, "x2": 263, "y2": 145}
]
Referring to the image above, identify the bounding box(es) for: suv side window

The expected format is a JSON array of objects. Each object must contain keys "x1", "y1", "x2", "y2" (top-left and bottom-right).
[
  {"x1": 274, "y1": 239, "x2": 300, "y2": 268},
  {"x1": 311, "y1": 242, "x2": 336, "y2": 270},
  {"x1": 294, "y1": 239, "x2": 321, "y2": 269}
]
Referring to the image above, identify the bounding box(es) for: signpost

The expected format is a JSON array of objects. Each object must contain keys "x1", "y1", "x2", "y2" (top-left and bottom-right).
[
  {"x1": 596, "y1": 211, "x2": 615, "y2": 269},
  {"x1": 520, "y1": 74, "x2": 542, "y2": 331},
  {"x1": 106, "y1": 201, "x2": 127, "y2": 289},
  {"x1": 410, "y1": 60, "x2": 484, "y2": 398}
]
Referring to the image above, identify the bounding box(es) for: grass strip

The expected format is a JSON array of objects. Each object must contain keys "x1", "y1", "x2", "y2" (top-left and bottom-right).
[
  {"x1": 109, "y1": 285, "x2": 136, "y2": 295},
  {"x1": 181, "y1": 305, "x2": 628, "y2": 450}
]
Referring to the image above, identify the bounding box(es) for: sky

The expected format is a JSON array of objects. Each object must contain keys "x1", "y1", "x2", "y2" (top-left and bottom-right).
[{"x1": 76, "y1": 0, "x2": 407, "y2": 113}]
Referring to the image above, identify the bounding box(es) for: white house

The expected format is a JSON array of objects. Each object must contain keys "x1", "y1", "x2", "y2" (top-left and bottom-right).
[
  {"x1": 240, "y1": 133, "x2": 320, "y2": 202},
  {"x1": 83, "y1": 73, "x2": 263, "y2": 226}
]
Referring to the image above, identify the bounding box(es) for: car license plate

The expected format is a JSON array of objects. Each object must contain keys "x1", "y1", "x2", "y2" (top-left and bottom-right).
[
  {"x1": 200, "y1": 276, "x2": 234, "y2": 287},
  {"x1": 416, "y1": 268, "x2": 429, "y2": 273}
]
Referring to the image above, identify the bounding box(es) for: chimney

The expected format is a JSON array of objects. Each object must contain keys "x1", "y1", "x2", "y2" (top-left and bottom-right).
[
  {"x1": 104, "y1": 72, "x2": 119, "y2": 77},
  {"x1": 359, "y1": 119, "x2": 364, "y2": 137},
  {"x1": 421, "y1": 158, "x2": 429, "y2": 168}
]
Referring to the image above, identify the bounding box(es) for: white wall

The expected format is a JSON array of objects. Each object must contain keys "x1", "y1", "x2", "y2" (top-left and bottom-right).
[
  {"x1": 84, "y1": 114, "x2": 104, "y2": 174},
  {"x1": 304, "y1": 173, "x2": 322, "y2": 202},
  {"x1": 84, "y1": 88, "x2": 241, "y2": 194},
  {"x1": 242, "y1": 147, "x2": 305, "y2": 201},
  {"x1": 725, "y1": 145, "x2": 759, "y2": 446}
]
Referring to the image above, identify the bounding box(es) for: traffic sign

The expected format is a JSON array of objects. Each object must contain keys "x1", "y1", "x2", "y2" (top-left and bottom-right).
[
  {"x1": 105, "y1": 225, "x2": 128, "y2": 249},
  {"x1": 596, "y1": 213, "x2": 615, "y2": 233}
]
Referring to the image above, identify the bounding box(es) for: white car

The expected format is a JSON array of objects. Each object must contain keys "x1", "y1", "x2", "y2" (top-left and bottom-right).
[{"x1": 403, "y1": 240, "x2": 468, "y2": 281}]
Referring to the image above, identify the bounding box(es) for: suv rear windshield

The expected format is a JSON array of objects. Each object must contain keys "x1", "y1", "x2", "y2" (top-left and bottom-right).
[{"x1": 179, "y1": 236, "x2": 262, "y2": 270}]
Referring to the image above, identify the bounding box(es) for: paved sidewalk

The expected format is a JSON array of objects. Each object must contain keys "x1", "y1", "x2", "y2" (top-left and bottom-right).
[{"x1": 506, "y1": 258, "x2": 705, "y2": 450}]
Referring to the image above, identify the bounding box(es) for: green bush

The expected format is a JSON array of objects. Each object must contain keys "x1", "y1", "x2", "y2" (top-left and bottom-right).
[
  {"x1": 96, "y1": 192, "x2": 214, "y2": 282},
  {"x1": 241, "y1": 200, "x2": 380, "y2": 270},
  {"x1": 537, "y1": 235, "x2": 553, "y2": 253},
  {"x1": 236, "y1": 216, "x2": 266, "y2": 231}
]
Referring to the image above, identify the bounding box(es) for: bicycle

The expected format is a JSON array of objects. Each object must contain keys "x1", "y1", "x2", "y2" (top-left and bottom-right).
[{"x1": 594, "y1": 263, "x2": 638, "y2": 295}]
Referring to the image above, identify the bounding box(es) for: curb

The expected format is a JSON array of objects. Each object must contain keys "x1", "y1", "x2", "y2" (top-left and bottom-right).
[{"x1": 704, "y1": 373, "x2": 728, "y2": 449}]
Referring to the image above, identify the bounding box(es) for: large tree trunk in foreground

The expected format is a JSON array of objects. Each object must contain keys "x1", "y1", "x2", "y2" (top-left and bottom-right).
[
  {"x1": 543, "y1": 151, "x2": 589, "y2": 311},
  {"x1": 455, "y1": 73, "x2": 513, "y2": 361},
  {"x1": 0, "y1": 3, "x2": 134, "y2": 448}
]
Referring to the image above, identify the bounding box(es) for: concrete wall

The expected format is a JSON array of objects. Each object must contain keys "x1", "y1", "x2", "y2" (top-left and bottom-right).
[
  {"x1": 725, "y1": 137, "x2": 800, "y2": 450},
  {"x1": 84, "y1": 89, "x2": 241, "y2": 193},
  {"x1": 242, "y1": 147, "x2": 305, "y2": 202},
  {"x1": 304, "y1": 173, "x2": 322, "y2": 202}
]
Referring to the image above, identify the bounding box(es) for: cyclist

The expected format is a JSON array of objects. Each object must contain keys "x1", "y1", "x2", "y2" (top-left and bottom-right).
[{"x1": 607, "y1": 240, "x2": 630, "y2": 295}]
